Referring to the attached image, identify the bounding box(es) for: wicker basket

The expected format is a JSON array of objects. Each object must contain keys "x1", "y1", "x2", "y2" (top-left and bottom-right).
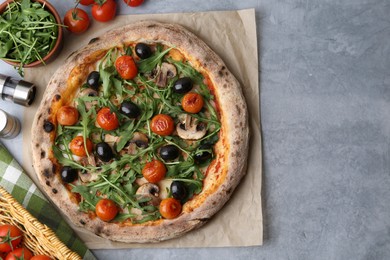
[{"x1": 0, "y1": 186, "x2": 81, "y2": 260}]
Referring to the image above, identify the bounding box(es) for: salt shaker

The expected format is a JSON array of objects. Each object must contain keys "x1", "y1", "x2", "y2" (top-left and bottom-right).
[{"x1": 0, "y1": 109, "x2": 21, "y2": 139}]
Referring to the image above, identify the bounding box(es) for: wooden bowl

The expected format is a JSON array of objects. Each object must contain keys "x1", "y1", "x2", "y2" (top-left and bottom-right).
[{"x1": 0, "y1": 0, "x2": 63, "y2": 68}]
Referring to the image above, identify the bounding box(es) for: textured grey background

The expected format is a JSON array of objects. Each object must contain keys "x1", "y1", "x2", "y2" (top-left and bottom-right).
[{"x1": 1, "y1": 0, "x2": 389, "y2": 259}]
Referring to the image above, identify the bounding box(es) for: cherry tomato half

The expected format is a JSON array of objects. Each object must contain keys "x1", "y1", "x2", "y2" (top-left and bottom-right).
[
  {"x1": 150, "y1": 114, "x2": 175, "y2": 136},
  {"x1": 70, "y1": 136, "x2": 93, "y2": 157},
  {"x1": 142, "y1": 160, "x2": 167, "y2": 183},
  {"x1": 91, "y1": 0, "x2": 117, "y2": 22},
  {"x1": 159, "y1": 198, "x2": 182, "y2": 219},
  {"x1": 95, "y1": 199, "x2": 119, "y2": 222},
  {"x1": 97, "y1": 107, "x2": 119, "y2": 131},
  {"x1": 79, "y1": 0, "x2": 95, "y2": 5},
  {"x1": 182, "y1": 92, "x2": 204, "y2": 113},
  {"x1": 5, "y1": 248, "x2": 33, "y2": 260},
  {"x1": 56, "y1": 105, "x2": 79, "y2": 126},
  {"x1": 31, "y1": 256, "x2": 53, "y2": 260},
  {"x1": 115, "y1": 55, "x2": 138, "y2": 80},
  {"x1": 0, "y1": 225, "x2": 22, "y2": 253},
  {"x1": 63, "y1": 8, "x2": 90, "y2": 34},
  {"x1": 123, "y1": 0, "x2": 144, "y2": 7}
]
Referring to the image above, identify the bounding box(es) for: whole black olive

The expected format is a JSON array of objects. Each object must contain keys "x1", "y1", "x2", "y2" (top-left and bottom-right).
[
  {"x1": 43, "y1": 120, "x2": 54, "y2": 133},
  {"x1": 194, "y1": 144, "x2": 212, "y2": 164},
  {"x1": 173, "y1": 77, "x2": 193, "y2": 94},
  {"x1": 96, "y1": 142, "x2": 114, "y2": 162},
  {"x1": 135, "y1": 43, "x2": 152, "y2": 59},
  {"x1": 61, "y1": 166, "x2": 78, "y2": 183},
  {"x1": 120, "y1": 101, "x2": 141, "y2": 118},
  {"x1": 160, "y1": 145, "x2": 180, "y2": 161},
  {"x1": 171, "y1": 181, "x2": 187, "y2": 202},
  {"x1": 87, "y1": 71, "x2": 100, "y2": 89}
]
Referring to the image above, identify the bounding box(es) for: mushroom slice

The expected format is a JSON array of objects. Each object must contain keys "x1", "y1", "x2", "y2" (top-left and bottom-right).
[
  {"x1": 131, "y1": 132, "x2": 149, "y2": 148},
  {"x1": 136, "y1": 183, "x2": 161, "y2": 206},
  {"x1": 79, "y1": 88, "x2": 98, "y2": 97},
  {"x1": 176, "y1": 114, "x2": 207, "y2": 140},
  {"x1": 78, "y1": 88, "x2": 98, "y2": 110},
  {"x1": 79, "y1": 171, "x2": 99, "y2": 183},
  {"x1": 121, "y1": 132, "x2": 149, "y2": 155},
  {"x1": 156, "y1": 62, "x2": 177, "y2": 87}
]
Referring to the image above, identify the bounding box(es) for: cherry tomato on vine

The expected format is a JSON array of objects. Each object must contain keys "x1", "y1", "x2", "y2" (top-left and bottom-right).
[
  {"x1": 150, "y1": 114, "x2": 175, "y2": 136},
  {"x1": 70, "y1": 136, "x2": 93, "y2": 157},
  {"x1": 92, "y1": 0, "x2": 117, "y2": 22},
  {"x1": 79, "y1": 0, "x2": 95, "y2": 5},
  {"x1": 142, "y1": 160, "x2": 167, "y2": 183},
  {"x1": 63, "y1": 8, "x2": 90, "y2": 34},
  {"x1": 0, "y1": 225, "x2": 22, "y2": 253},
  {"x1": 159, "y1": 198, "x2": 182, "y2": 219},
  {"x1": 97, "y1": 107, "x2": 119, "y2": 131},
  {"x1": 56, "y1": 105, "x2": 79, "y2": 126},
  {"x1": 115, "y1": 55, "x2": 138, "y2": 80},
  {"x1": 123, "y1": 0, "x2": 144, "y2": 7},
  {"x1": 181, "y1": 92, "x2": 204, "y2": 113},
  {"x1": 31, "y1": 255, "x2": 53, "y2": 260},
  {"x1": 5, "y1": 248, "x2": 33, "y2": 260},
  {"x1": 95, "y1": 199, "x2": 119, "y2": 222}
]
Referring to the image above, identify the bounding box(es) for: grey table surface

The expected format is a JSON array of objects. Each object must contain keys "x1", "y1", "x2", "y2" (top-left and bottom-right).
[{"x1": 1, "y1": 0, "x2": 389, "y2": 259}]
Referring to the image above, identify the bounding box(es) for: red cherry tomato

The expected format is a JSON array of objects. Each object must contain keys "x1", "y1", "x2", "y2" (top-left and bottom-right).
[
  {"x1": 123, "y1": 0, "x2": 144, "y2": 7},
  {"x1": 115, "y1": 55, "x2": 138, "y2": 80},
  {"x1": 150, "y1": 114, "x2": 175, "y2": 136},
  {"x1": 70, "y1": 136, "x2": 93, "y2": 157},
  {"x1": 142, "y1": 160, "x2": 166, "y2": 183},
  {"x1": 0, "y1": 225, "x2": 22, "y2": 253},
  {"x1": 5, "y1": 248, "x2": 33, "y2": 260},
  {"x1": 91, "y1": 0, "x2": 117, "y2": 22},
  {"x1": 31, "y1": 256, "x2": 52, "y2": 260},
  {"x1": 79, "y1": 0, "x2": 95, "y2": 5},
  {"x1": 95, "y1": 199, "x2": 119, "y2": 222},
  {"x1": 159, "y1": 198, "x2": 182, "y2": 219},
  {"x1": 56, "y1": 105, "x2": 79, "y2": 126},
  {"x1": 97, "y1": 107, "x2": 119, "y2": 131},
  {"x1": 63, "y1": 8, "x2": 90, "y2": 34},
  {"x1": 182, "y1": 92, "x2": 204, "y2": 113}
]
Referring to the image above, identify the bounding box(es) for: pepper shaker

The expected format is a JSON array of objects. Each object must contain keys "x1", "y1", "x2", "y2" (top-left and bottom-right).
[
  {"x1": 0, "y1": 74, "x2": 36, "y2": 106},
  {"x1": 0, "y1": 109, "x2": 21, "y2": 139}
]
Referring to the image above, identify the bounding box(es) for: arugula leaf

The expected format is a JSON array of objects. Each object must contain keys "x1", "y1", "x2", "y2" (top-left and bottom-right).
[
  {"x1": 132, "y1": 211, "x2": 161, "y2": 224},
  {"x1": 100, "y1": 66, "x2": 116, "y2": 98},
  {"x1": 71, "y1": 185, "x2": 99, "y2": 212},
  {"x1": 52, "y1": 146, "x2": 92, "y2": 172},
  {"x1": 137, "y1": 45, "x2": 172, "y2": 73},
  {"x1": 168, "y1": 58, "x2": 204, "y2": 85},
  {"x1": 116, "y1": 120, "x2": 136, "y2": 152},
  {"x1": 114, "y1": 213, "x2": 138, "y2": 222}
]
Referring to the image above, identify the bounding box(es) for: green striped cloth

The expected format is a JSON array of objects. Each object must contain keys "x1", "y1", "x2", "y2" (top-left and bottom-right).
[{"x1": 0, "y1": 142, "x2": 95, "y2": 260}]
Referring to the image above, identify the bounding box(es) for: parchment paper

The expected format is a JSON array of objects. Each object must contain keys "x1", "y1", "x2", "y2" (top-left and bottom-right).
[{"x1": 22, "y1": 9, "x2": 262, "y2": 248}]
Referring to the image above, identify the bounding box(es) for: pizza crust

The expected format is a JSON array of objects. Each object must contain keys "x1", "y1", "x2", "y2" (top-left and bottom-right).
[{"x1": 31, "y1": 21, "x2": 249, "y2": 243}]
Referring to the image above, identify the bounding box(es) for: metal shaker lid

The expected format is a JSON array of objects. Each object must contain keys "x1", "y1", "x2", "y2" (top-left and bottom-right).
[{"x1": 13, "y1": 80, "x2": 36, "y2": 106}]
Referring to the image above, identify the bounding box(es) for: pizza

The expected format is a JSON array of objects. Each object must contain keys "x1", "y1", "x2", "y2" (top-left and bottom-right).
[{"x1": 31, "y1": 21, "x2": 249, "y2": 243}]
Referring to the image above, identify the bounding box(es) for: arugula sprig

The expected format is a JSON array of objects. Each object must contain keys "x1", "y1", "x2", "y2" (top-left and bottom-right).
[{"x1": 137, "y1": 44, "x2": 172, "y2": 73}]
